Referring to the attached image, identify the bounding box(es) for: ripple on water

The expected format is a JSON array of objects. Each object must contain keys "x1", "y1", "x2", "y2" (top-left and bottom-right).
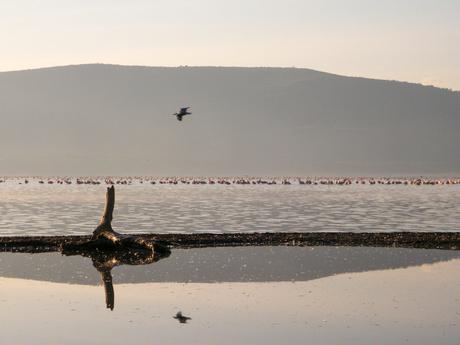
[{"x1": 0, "y1": 183, "x2": 459, "y2": 235}]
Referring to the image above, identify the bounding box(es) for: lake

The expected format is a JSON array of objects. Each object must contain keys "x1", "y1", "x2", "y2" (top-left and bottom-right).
[
  {"x1": 0, "y1": 246, "x2": 459, "y2": 345},
  {"x1": 1, "y1": 178, "x2": 460, "y2": 344},
  {"x1": 1, "y1": 178, "x2": 459, "y2": 235}
]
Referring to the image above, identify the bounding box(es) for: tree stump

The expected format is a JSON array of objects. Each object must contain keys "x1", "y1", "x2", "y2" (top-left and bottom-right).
[{"x1": 61, "y1": 186, "x2": 169, "y2": 254}]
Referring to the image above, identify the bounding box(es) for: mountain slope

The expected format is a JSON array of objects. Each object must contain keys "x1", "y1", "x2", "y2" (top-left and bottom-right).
[{"x1": 0, "y1": 64, "x2": 459, "y2": 175}]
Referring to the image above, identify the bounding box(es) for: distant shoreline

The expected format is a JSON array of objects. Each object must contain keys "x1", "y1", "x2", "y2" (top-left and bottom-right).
[{"x1": 2, "y1": 232, "x2": 460, "y2": 252}]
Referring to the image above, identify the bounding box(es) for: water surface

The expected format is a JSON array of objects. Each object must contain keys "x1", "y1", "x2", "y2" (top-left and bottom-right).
[
  {"x1": 1, "y1": 181, "x2": 459, "y2": 235},
  {"x1": 0, "y1": 246, "x2": 459, "y2": 345}
]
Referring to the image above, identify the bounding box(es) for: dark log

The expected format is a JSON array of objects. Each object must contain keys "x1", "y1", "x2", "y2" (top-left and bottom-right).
[
  {"x1": 60, "y1": 186, "x2": 166, "y2": 253},
  {"x1": 91, "y1": 185, "x2": 120, "y2": 242},
  {"x1": 100, "y1": 185, "x2": 115, "y2": 226}
]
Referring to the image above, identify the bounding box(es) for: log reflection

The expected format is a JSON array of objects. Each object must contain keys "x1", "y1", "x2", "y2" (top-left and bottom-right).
[
  {"x1": 58, "y1": 185, "x2": 171, "y2": 309},
  {"x1": 63, "y1": 248, "x2": 171, "y2": 310}
]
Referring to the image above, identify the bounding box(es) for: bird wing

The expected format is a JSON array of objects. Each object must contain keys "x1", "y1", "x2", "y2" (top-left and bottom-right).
[{"x1": 180, "y1": 107, "x2": 190, "y2": 114}]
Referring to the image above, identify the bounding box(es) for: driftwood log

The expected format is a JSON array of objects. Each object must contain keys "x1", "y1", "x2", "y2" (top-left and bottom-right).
[{"x1": 61, "y1": 186, "x2": 169, "y2": 254}]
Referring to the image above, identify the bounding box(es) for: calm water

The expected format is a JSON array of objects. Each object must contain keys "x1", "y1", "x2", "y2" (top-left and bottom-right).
[
  {"x1": 0, "y1": 246, "x2": 459, "y2": 345},
  {"x1": 1, "y1": 180, "x2": 460, "y2": 235}
]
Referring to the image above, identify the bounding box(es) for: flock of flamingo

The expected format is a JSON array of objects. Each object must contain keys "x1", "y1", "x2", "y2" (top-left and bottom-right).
[{"x1": 0, "y1": 177, "x2": 459, "y2": 186}]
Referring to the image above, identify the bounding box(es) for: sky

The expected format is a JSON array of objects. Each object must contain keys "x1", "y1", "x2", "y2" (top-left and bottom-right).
[{"x1": 0, "y1": 0, "x2": 459, "y2": 90}]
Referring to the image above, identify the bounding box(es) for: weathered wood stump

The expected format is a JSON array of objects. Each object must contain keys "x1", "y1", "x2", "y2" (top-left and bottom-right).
[{"x1": 61, "y1": 186, "x2": 169, "y2": 254}]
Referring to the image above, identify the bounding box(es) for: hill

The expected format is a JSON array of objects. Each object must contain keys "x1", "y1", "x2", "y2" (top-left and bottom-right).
[{"x1": 0, "y1": 64, "x2": 459, "y2": 175}]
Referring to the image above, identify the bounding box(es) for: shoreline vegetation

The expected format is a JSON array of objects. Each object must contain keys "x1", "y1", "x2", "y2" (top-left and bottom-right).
[{"x1": 1, "y1": 176, "x2": 460, "y2": 186}]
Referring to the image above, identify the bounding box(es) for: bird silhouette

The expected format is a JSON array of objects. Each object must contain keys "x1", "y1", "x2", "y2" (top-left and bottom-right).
[
  {"x1": 173, "y1": 107, "x2": 192, "y2": 121},
  {"x1": 173, "y1": 311, "x2": 192, "y2": 323}
]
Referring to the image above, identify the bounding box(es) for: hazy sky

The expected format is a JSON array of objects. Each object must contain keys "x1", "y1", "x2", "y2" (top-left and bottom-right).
[{"x1": 1, "y1": 0, "x2": 459, "y2": 89}]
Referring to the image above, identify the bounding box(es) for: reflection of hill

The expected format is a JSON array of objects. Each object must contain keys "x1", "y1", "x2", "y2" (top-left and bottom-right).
[{"x1": 1, "y1": 246, "x2": 460, "y2": 284}]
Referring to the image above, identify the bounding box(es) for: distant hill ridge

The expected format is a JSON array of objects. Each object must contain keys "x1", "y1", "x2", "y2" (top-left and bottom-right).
[{"x1": 0, "y1": 64, "x2": 459, "y2": 175}]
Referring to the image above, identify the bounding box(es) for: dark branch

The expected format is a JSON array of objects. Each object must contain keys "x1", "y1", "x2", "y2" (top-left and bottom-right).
[{"x1": 99, "y1": 185, "x2": 115, "y2": 226}]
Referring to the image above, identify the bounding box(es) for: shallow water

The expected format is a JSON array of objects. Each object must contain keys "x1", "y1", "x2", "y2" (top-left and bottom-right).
[
  {"x1": 0, "y1": 246, "x2": 459, "y2": 345},
  {"x1": 1, "y1": 181, "x2": 460, "y2": 235}
]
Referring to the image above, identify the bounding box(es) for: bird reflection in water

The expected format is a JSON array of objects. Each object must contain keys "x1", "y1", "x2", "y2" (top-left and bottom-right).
[
  {"x1": 62, "y1": 247, "x2": 171, "y2": 310},
  {"x1": 174, "y1": 311, "x2": 192, "y2": 324}
]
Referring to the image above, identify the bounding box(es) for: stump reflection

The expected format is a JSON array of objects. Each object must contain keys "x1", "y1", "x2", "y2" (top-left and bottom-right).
[{"x1": 63, "y1": 248, "x2": 171, "y2": 310}]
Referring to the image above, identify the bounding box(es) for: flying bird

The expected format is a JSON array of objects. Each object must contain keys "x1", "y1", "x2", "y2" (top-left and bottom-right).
[{"x1": 173, "y1": 107, "x2": 192, "y2": 121}]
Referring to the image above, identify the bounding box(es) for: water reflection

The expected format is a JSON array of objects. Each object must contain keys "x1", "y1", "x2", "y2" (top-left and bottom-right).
[
  {"x1": 1, "y1": 246, "x2": 460, "y2": 311},
  {"x1": 0, "y1": 246, "x2": 460, "y2": 344},
  {"x1": 173, "y1": 311, "x2": 192, "y2": 324},
  {"x1": 2, "y1": 246, "x2": 460, "y2": 284},
  {"x1": 60, "y1": 248, "x2": 171, "y2": 310}
]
